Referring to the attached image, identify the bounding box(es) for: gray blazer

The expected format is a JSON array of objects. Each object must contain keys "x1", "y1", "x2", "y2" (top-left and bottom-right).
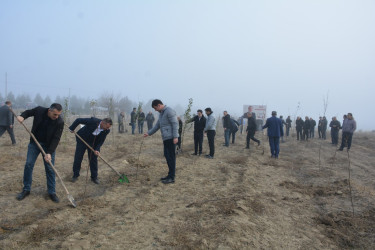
[
  {"x1": 0, "y1": 105, "x2": 13, "y2": 126},
  {"x1": 148, "y1": 106, "x2": 178, "y2": 141}
]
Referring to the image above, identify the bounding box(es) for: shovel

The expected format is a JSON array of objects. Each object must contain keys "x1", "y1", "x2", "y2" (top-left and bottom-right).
[
  {"x1": 65, "y1": 124, "x2": 129, "y2": 183},
  {"x1": 11, "y1": 109, "x2": 77, "y2": 208}
]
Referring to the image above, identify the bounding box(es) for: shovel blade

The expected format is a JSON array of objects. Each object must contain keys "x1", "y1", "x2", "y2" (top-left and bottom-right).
[
  {"x1": 118, "y1": 174, "x2": 129, "y2": 183},
  {"x1": 67, "y1": 194, "x2": 77, "y2": 208}
]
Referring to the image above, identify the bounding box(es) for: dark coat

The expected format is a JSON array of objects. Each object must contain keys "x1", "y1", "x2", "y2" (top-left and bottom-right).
[
  {"x1": 262, "y1": 116, "x2": 284, "y2": 137},
  {"x1": 230, "y1": 119, "x2": 239, "y2": 133},
  {"x1": 303, "y1": 120, "x2": 310, "y2": 130},
  {"x1": 246, "y1": 116, "x2": 257, "y2": 134},
  {"x1": 69, "y1": 117, "x2": 110, "y2": 152},
  {"x1": 296, "y1": 119, "x2": 304, "y2": 130},
  {"x1": 20, "y1": 106, "x2": 64, "y2": 154},
  {"x1": 0, "y1": 105, "x2": 13, "y2": 126},
  {"x1": 188, "y1": 115, "x2": 206, "y2": 133},
  {"x1": 223, "y1": 114, "x2": 231, "y2": 129},
  {"x1": 286, "y1": 117, "x2": 292, "y2": 128},
  {"x1": 330, "y1": 120, "x2": 341, "y2": 132}
]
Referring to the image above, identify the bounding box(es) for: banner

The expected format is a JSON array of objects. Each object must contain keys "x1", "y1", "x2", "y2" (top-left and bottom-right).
[{"x1": 243, "y1": 105, "x2": 267, "y2": 130}]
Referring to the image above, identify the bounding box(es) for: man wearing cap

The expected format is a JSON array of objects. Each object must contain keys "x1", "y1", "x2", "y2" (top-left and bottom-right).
[{"x1": 262, "y1": 111, "x2": 284, "y2": 158}]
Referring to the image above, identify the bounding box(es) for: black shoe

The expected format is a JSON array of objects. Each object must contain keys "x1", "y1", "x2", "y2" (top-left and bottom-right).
[
  {"x1": 191, "y1": 153, "x2": 197, "y2": 156},
  {"x1": 162, "y1": 178, "x2": 175, "y2": 184},
  {"x1": 205, "y1": 155, "x2": 213, "y2": 159},
  {"x1": 245, "y1": 147, "x2": 249, "y2": 149},
  {"x1": 17, "y1": 190, "x2": 30, "y2": 201},
  {"x1": 49, "y1": 194, "x2": 60, "y2": 203},
  {"x1": 91, "y1": 178, "x2": 100, "y2": 184},
  {"x1": 338, "y1": 148, "x2": 343, "y2": 151},
  {"x1": 71, "y1": 176, "x2": 78, "y2": 183},
  {"x1": 160, "y1": 176, "x2": 169, "y2": 181}
]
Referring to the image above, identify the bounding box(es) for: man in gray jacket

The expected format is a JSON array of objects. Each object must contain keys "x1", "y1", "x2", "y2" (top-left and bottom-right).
[
  {"x1": 0, "y1": 101, "x2": 16, "y2": 145},
  {"x1": 339, "y1": 113, "x2": 356, "y2": 151},
  {"x1": 144, "y1": 99, "x2": 178, "y2": 184},
  {"x1": 204, "y1": 107, "x2": 216, "y2": 159}
]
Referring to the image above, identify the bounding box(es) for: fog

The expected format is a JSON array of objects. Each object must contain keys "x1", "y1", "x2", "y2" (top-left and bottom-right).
[{"x1": 1, "y1": 0, "x2": 374, "y2": 130}]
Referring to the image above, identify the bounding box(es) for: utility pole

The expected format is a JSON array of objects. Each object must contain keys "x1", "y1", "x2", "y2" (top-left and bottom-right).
[{"x1": 5, "y1": 72, "x2": 7, "y2": 99}]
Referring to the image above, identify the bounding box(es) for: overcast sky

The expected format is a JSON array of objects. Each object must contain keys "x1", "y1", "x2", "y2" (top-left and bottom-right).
[{"x1": 1, "y1": 0, "x2": 374, "y2": 129}]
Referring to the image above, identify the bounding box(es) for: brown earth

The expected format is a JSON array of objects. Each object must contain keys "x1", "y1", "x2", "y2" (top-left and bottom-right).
[{"x1": 1, "y1": 118, "x2": 375, "y2": 249}]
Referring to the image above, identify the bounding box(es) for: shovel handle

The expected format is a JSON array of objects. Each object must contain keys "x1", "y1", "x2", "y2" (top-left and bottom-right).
[{"x1": 64, "y1": 123, "x2": 122, "y2": 177}]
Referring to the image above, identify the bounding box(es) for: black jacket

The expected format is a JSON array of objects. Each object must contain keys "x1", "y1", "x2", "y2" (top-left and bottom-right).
[
  {"x1": 286, "y1": 117, "x2": 292, "y2": 128},
  {"x1": 246, "y1": 116, "x2": 257, "y2": 133},
  {"x1": 296, "y1": 119, "x2": 304, "y2": 130},
  {"x1": 330, "y1": 120, "x2": 341, "y2": 132},
  {"x1": 20, "y1": 106, "x2": 64, "y2": 154},
  {"x1": 223, "y1": 114, "x2": 231, "y2": 129},
  {"x1": 69, "y1": 117, "x2": 110, "y2": 151},
  {"x1": 188, "y1": 115, "x2": 206, "y2": 133},
  {"x1": 0, "y1": 105, "x2": 13, "y2": 126},
  {"x1": 303, "y1": 120, "x2": 310, "y2": 130}
]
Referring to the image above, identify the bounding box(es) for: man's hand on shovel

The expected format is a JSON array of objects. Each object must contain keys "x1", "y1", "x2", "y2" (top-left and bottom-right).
[{"x1": 44, "y1": 154, "x2": 52, "y2": 162}]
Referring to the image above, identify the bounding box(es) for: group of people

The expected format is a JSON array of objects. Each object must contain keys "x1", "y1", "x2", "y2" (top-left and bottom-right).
[
  {"x1": 117, "y1": 108, "x2": 156, "y2": 134},
  {"x1": 0, "y1": 99, "x2": 357, "y2": 204}
]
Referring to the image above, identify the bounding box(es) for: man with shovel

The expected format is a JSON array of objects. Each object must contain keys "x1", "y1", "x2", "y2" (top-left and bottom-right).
[
  {"x1": 16, "y1": 103, "x2": 64, "y2": 203},
  {"x1": 69, "y1": 117, "x2": 112, "y2": 184},
  {"x1": 144, "y1": 99, "x2": 178, "y2": 184}
]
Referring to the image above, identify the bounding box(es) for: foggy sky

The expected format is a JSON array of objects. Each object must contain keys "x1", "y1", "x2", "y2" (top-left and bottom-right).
[{"x1": 1, "y1": 0, "x2": 374, "y2": 130}]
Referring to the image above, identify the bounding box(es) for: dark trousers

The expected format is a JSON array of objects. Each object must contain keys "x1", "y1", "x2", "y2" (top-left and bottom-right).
[
  {"x1": 177, "y1": 136, "x2": 181, "y2": 150},
  {"x1": 296, "y1": 129, "x2": 302, "y2": 140},
  {"x1": 318, "y1": 127, "x2": 322, "y2": 138},
  {"x1": 303, "y1": 129, "x2": 309, "y2": 141},
  {"x1": 331, "y1": 129, "x2": 339, "y2": 144},
  {"x1": 72, "y1": 139, "x2": 98, "y2": 179},
  {"x1": 286, "y1": 126, "x2": 290, "y2": 136},
  {"x1": 340, "y1": 132, "x2": 353, "y2": 150},
  {"x1": 268, "y1": 136, "x2": 280, "y2": 157},
  {"x1": 207, "y1": 130, "x2": 216, "y2": 157},
  {"x1": 23, "y1": 142, "x2": 56, "y2": 194},
  {"x1": 310, "y1": 127, "x2": 315, "y2": 138},
  {"x1": 147, "y1": 121, "x2": 153, "y2": 131},
  {"x1": 163, "y1": 139, "x2": 176, "y2": 179},
  {"x1": 0, "y1": 125, "x2": 16, "y2": 144},
  {"x1": 194, "y1": 131, "x2": 204, "y2": 154},
  {"x1": 246, "y1": 132, "x2": 260, "y2": 148},
  {"x1": 230, "y1": 130, "x2": 237, "y2": 143}
]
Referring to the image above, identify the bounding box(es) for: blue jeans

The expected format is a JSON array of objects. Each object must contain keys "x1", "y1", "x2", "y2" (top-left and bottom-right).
[
  {"x1": 23, "y1": 142, "x2": 56, "y2": 194},
  {"x1": 224, "y1": 129, "x2": 231, "y2": 146},
  {"x1": 138, "y1": 121, "x2": 144, "y2": 134},
  {"x1": 131, "y1": 122, "x2": 136, "y2": 134},
  {"x1": 163, "y1": 139, "x2": 176, "y2": 179},
  {"x1": 268, "y1": 136, "x2": 280, "y2": 157}
]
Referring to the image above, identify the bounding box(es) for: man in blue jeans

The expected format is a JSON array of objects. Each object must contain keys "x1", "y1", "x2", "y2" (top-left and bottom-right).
[
  {"x1": 262, "y1": 111, "x2": 284, "y2": 158},
  {"x1": 144, "y1": 99, "x2": 178, "y2": 184},
  {"x1": 223, "y1": 111, "x2": 231, "y2": 147},
  {"x1": 16, "y1": 103, "x2": 64, "y2": 203}
]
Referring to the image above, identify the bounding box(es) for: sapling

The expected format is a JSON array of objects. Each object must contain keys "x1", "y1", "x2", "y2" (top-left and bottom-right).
[{"x1": 180, "y1": 98, "x2": 193, "y2": 153}]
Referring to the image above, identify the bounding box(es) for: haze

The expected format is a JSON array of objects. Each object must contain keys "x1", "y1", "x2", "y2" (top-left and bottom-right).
[{"x1": 1, "y1": 0, "x2": 374, "y2": 130}]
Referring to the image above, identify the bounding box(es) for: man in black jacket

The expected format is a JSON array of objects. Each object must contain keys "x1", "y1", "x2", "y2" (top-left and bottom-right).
[
  {"x1": 318, "y1": 117, "x2": 323, "y2": 138},
  {"x1": 322, "y1": 116, "x2": 328, "y2": 140},
  {"x1": 245, "y1": 112, "x2": 260, "y2": 149},
  {"x1": 0, "y1": 101, "x2": 16, "y2": 145},
  {"x1": 296, "y1": 116, "x2": 304, "y2": 141},
  {"x1": 16, "y1": 103, "x2": 64, "y2": 203},
  {"x1": 186, "y1": 109, "x2": 206, "y2": 155},
  {"x1": 223, "y1": 111, "x2": 231, "y2": 147},
  {"x1": 285, "y1": 116, "x2": 292, "y2": 137},
  {"x1": 69, "y1": 117, "x2": 112, "y2": 184},
  {"x1": 329, "y1": 116, "x2": 341, "y2": 145},
  {"x1": 309, "y1": 117, "x2": 316, "y2": 138},
  {"x1": 130, "y1": 108, "x2": 137, "y2": 134},
  {"x1": 303, "y1": 116, "x2": 310, "y2": 141}
]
